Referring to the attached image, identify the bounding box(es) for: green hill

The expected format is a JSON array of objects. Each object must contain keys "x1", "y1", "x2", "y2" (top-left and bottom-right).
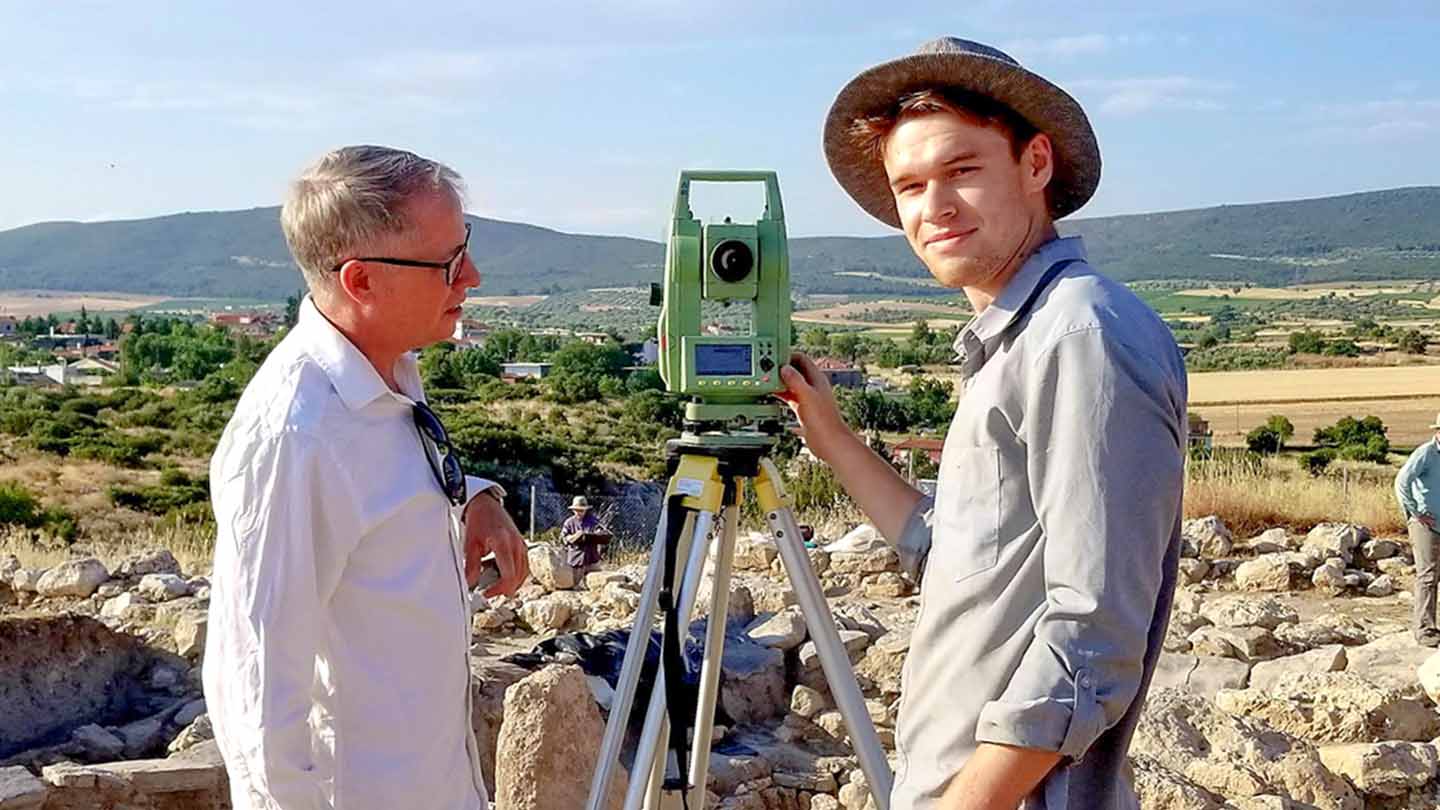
[{"x1": 0, "y1": 187, "x2": 1436, "y2": 300}]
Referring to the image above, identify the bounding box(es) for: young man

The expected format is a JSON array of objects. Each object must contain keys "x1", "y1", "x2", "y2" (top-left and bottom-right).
[
  {"x1": 1395, "y1": 415, "x2": 1440, "y2": 647},
  {"x1": 205, "y1": 145, "x2": 529, "y2": 810},
  {"x1": 779, "y1": 38, "x2": 1187, "y2": 809}
]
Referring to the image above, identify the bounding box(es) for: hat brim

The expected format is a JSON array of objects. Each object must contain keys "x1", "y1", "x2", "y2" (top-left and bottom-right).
[{"x1": 823, "y1": 51, "x2": 1101, "y2": 228}]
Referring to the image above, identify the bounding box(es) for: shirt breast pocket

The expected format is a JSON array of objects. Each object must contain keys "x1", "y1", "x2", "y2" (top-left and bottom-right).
[{"x1": 932, "y1": 445, "x2": 1002, "y2": 582}]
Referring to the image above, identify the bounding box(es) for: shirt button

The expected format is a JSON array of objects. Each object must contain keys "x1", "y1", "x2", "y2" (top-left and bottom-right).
[{"x1": 1078, "y1": 672, "x2": 1093, "y2": 689}]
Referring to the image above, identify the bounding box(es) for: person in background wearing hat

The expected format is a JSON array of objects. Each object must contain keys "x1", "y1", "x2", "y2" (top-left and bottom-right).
[
  {"x1": 1394, "y1": 416, "x2": 1440, "y2": 647},
  {"x1": 778, "y1": 38, "x2": 1187, "y2": 809},
  {"x1": 562, "y1": 495, "x2": 609, "y2": 582}
]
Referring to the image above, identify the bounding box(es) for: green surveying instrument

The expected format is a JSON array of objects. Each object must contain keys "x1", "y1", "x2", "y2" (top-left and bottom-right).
[
  {"x1": 654, "y1": 170, "x2": 791, "y2": 442},
  {"x1": 587, "y1": 173, "x2": 892, "y2": 810}
]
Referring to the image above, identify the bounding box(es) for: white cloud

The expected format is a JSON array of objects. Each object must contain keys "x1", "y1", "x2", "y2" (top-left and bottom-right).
[
  {"x1": 1068, "y1": 76, "x2": 1231, "y2": 115},
  {"x1": 1001, "y1": 34, "x2": 1117, "y2": 61},
  {"x1": 1308, "y1": 98, "x2": 1440, "y2": 143}
]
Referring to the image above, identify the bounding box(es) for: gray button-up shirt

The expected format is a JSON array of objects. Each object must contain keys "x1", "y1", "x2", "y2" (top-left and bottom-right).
[{"x1": 891, "y1": 236, "x2": 1186, "y2": 809}]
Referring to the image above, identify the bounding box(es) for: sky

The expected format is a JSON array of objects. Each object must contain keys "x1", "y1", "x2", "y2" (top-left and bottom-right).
[{"x1": 2, "y1": 1, "x2": 1439, "y2": 240}]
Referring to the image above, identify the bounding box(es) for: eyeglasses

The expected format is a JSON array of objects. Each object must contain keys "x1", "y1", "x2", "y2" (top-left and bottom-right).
[
  {"x1": 413, "y1": 401, "x2": 467, "y2": 506},
  {"x1": 330, "y1": 223, "x2": 472, "y2": 286}
]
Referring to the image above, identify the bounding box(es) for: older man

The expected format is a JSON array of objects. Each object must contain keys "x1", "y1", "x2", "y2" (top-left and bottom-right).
[
  {"x1": 205, "y1": 145, "x2": 528, "y2": 810},
  {"x1": 1396, "y1": 414, "x2": 1440, "y2": 647},
  {"x1": 778, "y1": 38, "x2": 1187, "y2": 809}
]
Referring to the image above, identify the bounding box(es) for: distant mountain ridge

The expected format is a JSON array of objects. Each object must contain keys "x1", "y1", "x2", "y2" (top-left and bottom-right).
[{"x1": 0, "y1": 187, "x2": 1435, "y2": 300}]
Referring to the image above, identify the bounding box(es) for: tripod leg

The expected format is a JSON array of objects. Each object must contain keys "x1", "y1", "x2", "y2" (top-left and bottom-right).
[
  {"x1": 587, "y1": 502, "x2": 675, "y2": 810},
  {"x1": 626, "y1": 509, "x2": 715, "y2": 810},
  {"x1": 758, "y1": 460, "x2": 894, "y2": 810},
  {"x1": 685, "y1": 494, "x2": 741, "y2": 807}
]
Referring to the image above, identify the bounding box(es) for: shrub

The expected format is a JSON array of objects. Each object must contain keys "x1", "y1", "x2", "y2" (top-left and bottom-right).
[{"x1": 1300, "y1": 448, "x2": 1337, "y2": 476}]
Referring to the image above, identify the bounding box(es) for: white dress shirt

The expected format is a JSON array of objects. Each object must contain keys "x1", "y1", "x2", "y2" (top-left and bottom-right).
[{"x1": 204, "y1": 298, "x2": 497, "y2": 810}]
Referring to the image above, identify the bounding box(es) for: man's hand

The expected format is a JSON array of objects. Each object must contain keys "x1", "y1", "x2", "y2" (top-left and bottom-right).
[
  {"x1": 776, "y1": 353, "x2": 860, "y2": 464},
  {"x1": 462, "y1": 491, "x2": 529, "y2": 597}
]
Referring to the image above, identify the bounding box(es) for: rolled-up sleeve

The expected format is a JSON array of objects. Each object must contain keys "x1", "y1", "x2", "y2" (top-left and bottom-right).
[
  {"x1": 458, "y1": 475, "x2": 506, "y2": 520},
  {"x1": 975, "y1": 328, "x2": 1183, "y2": 759},
  {"x1": 895, "y1": 496, "x2": 935, "y2": 582},
  {"x1": 207, "y1": 431, "x2": 362, "y2": 809},
  {"x1": 1395, "y1": 446, "x2": 1429, "y2": 519}
]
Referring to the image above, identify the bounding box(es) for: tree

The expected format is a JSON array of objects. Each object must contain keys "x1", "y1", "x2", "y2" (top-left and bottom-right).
[
  {"x1": 905, "y1": 375, "x2": 955, "y2": 429},
  {"x1": 1288, "y1": 330, "x2": 1325, "y2": 354},
  {"x1": 1398, "y1": 329, "x2": 1429, "y2": 355},
  {"x1": 1245, "y1": 414, "x2": 1294, "y2": 454},
  {"x1": 831, "y1": 333, "x2": 862, "y2": 363},
  {"x1": 839, "y1": 390, "x2": 911, "y2": 432},
  {"x1": 1313, "y1": 415, "x2": 1390, "y2": 463},
  {"x1": 547, "y1": 340, "x2": 630, "y2": 403},
  {"x1": 284, "y1": 292, "x2": 302, "y2": 327},
  {"x1": 910, "y1": 319, "x2": 933, "y2": 346}
]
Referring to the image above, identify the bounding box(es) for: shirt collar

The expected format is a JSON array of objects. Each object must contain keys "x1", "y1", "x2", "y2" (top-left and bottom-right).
[
  {"x1": 952, "y1": 235, "x2": 1088, "y2": 360},
  {"x1": 294, "y1": 296, "x2": 424, "y2": 411}
]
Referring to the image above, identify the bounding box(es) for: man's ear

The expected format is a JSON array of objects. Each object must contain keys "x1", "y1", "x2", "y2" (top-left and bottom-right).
[
  {"x1": 335, "y1": 259, "x2": 376, "y2": 306},
  {"x1": 1022, "y1": 133, "x2": 1056, "y2": 197}
]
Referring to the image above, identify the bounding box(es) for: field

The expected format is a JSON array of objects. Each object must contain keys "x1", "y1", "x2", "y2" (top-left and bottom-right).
[
  {"x1": 0, "y1": 292, "x2": 167, "y2": 317},
  {"x1": 467, "y1": 294, "x2": 548, "y2": 307}
]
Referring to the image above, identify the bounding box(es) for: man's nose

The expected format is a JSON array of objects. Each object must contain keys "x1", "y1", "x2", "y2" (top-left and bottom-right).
[
  {"x1": 920, "y1": 182, "x2": 957, "y2": 224},
  {"x1": 456, "y1": 254, "x2": 481, "y2": 290}
]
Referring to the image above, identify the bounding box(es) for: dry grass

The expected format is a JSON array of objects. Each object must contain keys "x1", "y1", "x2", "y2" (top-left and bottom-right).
[
  {"x1": 0, "y1": 516, "x2": 214, "y2": 575},
  {"x1": 1189, "y1": 365, "x2": 1440, "y2": 405},
  {"x1": 1184, "y1": 456, "x2": 1404, "y2": 538},
  {"x1": 1197, "y1": 396, "x2": 1440, "y2": 449},
  {"x1": 0, "y1": 291, "x2": 167, "y2": 317}
]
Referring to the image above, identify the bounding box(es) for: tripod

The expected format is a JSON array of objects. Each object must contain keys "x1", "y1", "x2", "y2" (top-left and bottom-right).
[{"x1": 586, "y1": 435, "x2": 893, "y2": 810}]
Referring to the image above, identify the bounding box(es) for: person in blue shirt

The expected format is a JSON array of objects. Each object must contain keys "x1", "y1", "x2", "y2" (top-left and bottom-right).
[{"x1": 1395, "y1": 414, "x2": 1440, "y2": 647}]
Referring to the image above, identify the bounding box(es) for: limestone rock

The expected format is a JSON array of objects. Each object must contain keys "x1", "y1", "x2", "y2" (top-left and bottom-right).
[
  {"x1": 1183, "y1": 516, "x2": 1234, "y2": 559},
  {"x1": 1248, "y1": 646, "x2": 1347, "y2": 692},
  {"x1": 1360, "y1": 538, "x2": 1401, "y2": 564},
  {"x1": 1188, "y1": 625, "x2": 1283, "y2": 662},
  {"x1": 1152, "y1": 653, "x2": 1251, "y2": 699},
  {"x1": 1303, "y1": 524, "x2": 1368, "y2": 566},
  {"x1": 115, "y1": 548, "x2": 182, "y2": 579},
  {"x1": 35, "y1": 558, "x2": 109, "y2": 598},
  {"x1": 518, "y1": 596, "x2": 572, "y2": 633},
  {"x1": 1131, "y1": 688, "x2": 1360, "y2": 810},
  {"x1": 1199, "y1": 595, "x2": 1299, "y2": 630},
  {"x1": 138, "y1": 573, "x2": 190, "y2": 602},
  {"x1": 527, "y1": 545, "x2": 576, "y2": 591},
  {"x1": 747, "y1": 607, "x2": 808, "y2": 650},
  {"x1": 167, "y1": 713, "x2": 214, "y2": 755},
  {"x1": 100, "y1": 591, "x2": 143, "y2": 620},
  {"x1": 1129, "y1": 755, "x2": 1228, "y2": 810},
  {"x1": 1365, "y1": 574, "x2": 1396, "y2": 597},
  {"x1": 71, "y1": 723, "x2": 125, "y2": 761},
  {"x1": 1234, "y1": 555, "x2": 1293, "y2": 592},
  {"x1": 1312, "y1": 558, "x2": 1348, "y2": 595},
  {"x1": 171, "y1": 612, "x2": 207, "y2": 660},
  {"x1": 1245, "y1": 528, "x2": 1292, "y2": 554},
  {"x1": 735, "y1": 533, "x2": 779, "y2": 571},
  {"x1": 1318, "y1": 742, "x2": 1438, "y2": 798},
  {"x1": 495, "y1": 664, "x2": 624, "y2": 810},
  {"x1": 1178, "y1": 559, "x2": 1210, "y2": 584},
  {"x1": 1343, "y1": 631, "x2": 1438, "y2": 699},
  {"x1": 828, "y1": 547, "x2": 899, "y2": 576},
  {"x1": 790, "y1": 685, "x2": 828, "y2": 719},
  {"x1": 1275, "y1": 615, "x2": 1370, "y2": 650},
  {"x1": 1419, "y1": 651, "x2": 1440, "y2": 705},
  {"x1": 0, "y1": 765, "x2": 48, "y2": 810},
  {"x1": 9, "y1": 568, "x2": 42, "y2": 593},
  {"x1": 721, "y1": 643, "x2": 787, "y2": 724},
  {"x1": 1213, "y1": 672, "x2": 1440, "y2": 744}
]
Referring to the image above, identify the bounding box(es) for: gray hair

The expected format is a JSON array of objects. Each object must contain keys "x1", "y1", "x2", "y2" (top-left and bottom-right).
[{"x1": 280, "y1": 145, "x2": 466, "y2": 291}]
